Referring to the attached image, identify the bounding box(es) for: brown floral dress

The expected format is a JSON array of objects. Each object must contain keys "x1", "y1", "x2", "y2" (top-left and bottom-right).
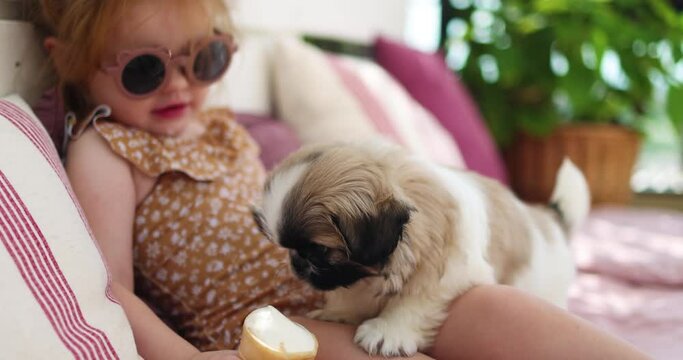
[{"x1": 92, "y1": 109, "x2": 322, "y2": 350}]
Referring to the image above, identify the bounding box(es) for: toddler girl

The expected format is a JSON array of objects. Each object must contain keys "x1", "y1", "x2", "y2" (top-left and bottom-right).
[{"x1": 36, "y1": 0, "x2": 322, "y2": 358}]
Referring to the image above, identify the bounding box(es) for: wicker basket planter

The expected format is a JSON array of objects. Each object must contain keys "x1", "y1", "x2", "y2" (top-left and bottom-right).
[{"x1": 504, "y1": 124, "x2": 641, "y2": 205}]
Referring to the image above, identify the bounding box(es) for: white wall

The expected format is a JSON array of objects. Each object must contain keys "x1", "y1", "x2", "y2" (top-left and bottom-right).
[
  {"x1": 404, "y1": 0, "x2": 441, "y2": 51},
  {"x1": 0, "y1": 20, "x2": 50, "y2": 103},
  {"x1": 231, "y1": 0, "x2": 408, "y2": 43},
  {"x1": 0, "y1": 1, "x2": 23, "y2": 20}
]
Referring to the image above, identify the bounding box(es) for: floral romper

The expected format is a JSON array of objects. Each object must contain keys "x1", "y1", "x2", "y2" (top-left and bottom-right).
[{"x1": 92, "y1": 109, "x2": 322, "y2": 350}]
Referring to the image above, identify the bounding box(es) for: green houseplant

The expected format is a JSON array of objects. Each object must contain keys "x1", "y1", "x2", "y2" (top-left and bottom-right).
[{"x1": 441, "y1": 0, "x2": 683, "y2": 203}]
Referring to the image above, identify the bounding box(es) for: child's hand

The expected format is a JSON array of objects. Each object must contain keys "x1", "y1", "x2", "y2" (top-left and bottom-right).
[{"x1": 190, "y1": 350, "x2": 241, "y2": 360}]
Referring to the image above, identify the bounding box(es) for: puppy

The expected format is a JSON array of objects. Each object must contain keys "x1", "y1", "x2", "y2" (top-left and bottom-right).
[{"x1": 252, "y1": 141, "x2": 590, "y2": 356}]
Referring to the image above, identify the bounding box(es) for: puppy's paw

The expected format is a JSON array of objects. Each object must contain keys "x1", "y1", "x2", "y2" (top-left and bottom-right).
[
  {"x1": 306, "y1": 309, "x2": 326, "y2": 320},
  {"x1": 354, "y1": 317, "x2": 423, "y2": 357}
]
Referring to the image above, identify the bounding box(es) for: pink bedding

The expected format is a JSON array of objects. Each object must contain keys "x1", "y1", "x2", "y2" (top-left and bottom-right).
[{"x1": 569, "y1": 206, "x2": 683, "y2": 359}]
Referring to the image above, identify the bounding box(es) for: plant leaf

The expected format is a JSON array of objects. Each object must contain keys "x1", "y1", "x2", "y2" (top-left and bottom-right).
[{"x1": 666, "y1": 84, "x2": 683, "y2": 136}]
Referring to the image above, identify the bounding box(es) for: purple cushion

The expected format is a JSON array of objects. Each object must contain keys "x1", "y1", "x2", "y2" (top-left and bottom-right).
[
  {"x1": 235, "y1": 113, "x2": 301, "y2": 170},
  {"x1": 32, "y1": 87, "x2": 66, "y2": 156},
  {"x1": 374, "y1": 36, "x2": 508, "y2": 184}
]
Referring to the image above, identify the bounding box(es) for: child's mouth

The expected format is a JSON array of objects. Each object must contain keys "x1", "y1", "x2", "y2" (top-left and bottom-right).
[{"x1": 152, "y1": 103, "x2": 189, "y2": 119}]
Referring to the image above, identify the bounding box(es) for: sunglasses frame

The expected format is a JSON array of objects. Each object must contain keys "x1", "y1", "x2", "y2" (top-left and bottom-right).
[{"x1": 101, "y1": 33, "x2": 236, "y2": 99}]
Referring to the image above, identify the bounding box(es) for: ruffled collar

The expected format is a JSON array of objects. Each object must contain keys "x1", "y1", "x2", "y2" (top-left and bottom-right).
[{"x1": 92, "y1": 109, "x2": 256, "y2": 181}]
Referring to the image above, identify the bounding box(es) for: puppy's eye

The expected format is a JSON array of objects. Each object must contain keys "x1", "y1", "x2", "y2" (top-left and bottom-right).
[
  {"x1": 326, "y1": 248, "x2": 349, "y2": 263},
  {"x1": 297, "y1": 243, "x2": 328, "y2": 259},
  {"x1": 298, "y1": 244, "x2": 349, "y2": 264},
  {"x1": 296, "y1": 244, "x2": 316, "y2": 258}
]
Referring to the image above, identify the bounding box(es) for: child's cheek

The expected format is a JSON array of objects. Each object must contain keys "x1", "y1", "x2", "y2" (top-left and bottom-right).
[{"x1": 192, "y1": 87, "x2": 210, "y2": 109}]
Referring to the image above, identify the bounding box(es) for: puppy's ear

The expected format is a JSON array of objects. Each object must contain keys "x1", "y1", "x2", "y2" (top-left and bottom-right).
[
  {"x1": 333, "y1": 198, "x2": 414, "y2": 267},
  {"x1": 250, "y1": 205, "x2": 274, "y2": 242}
]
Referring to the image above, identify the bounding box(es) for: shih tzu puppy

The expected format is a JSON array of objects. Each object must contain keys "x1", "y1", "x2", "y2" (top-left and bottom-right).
[{"x1": 252, "y1": 141, "x2": 590, "y2": 356}]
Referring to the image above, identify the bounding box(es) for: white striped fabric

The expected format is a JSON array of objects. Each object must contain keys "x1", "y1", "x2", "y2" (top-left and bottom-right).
[
  {"x1": 0, "y1": 95, "x2": 139, "y2": 359},
  {"x1": 272, "y1": 38, "x2": 465, "y2": 168},
  {"x1": 330, "y1": 55, "x2": 465, "y2": 168}
]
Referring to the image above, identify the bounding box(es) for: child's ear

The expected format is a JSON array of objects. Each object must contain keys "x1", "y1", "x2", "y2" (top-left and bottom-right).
[
  {"x1": 44, "y1": 37, "x2": 67, "y2": 78},
  {"x1": 43, "y1": 36, "x2": 58, "y2": 54}
]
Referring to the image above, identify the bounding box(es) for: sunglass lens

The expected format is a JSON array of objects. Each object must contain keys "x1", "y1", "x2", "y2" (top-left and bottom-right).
[
  {"x1": 122, "y1": 54, "x2": 165, "y2": 95},
  {"x1": 193, "y1": 40, "x2": 231, "y2": 82}
]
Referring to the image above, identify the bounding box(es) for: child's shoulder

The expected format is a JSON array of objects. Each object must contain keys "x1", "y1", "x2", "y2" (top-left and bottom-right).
[
  {"x1": 68, "y1": 120, "x2": 132, "y2": 157},
  {"x1": 65, "y1": 127, "x2": 133, "y2": 181},
  {"x1": 67, "y1": 126, "x2": 115, "y2": 158}
]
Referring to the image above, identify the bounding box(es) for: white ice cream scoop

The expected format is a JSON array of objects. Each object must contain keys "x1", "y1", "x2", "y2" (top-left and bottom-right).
[{"x1": 238, "y1": 306, "x2": 318, "y2": 360}]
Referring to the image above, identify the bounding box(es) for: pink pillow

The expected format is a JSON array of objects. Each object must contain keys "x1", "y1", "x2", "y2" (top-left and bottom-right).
[
  {"x1": 326, "y1": 54, "x2": 465, "y2": 168},
  {"x1": 271, "y1": 37, "x2": 464, "y2": 167},
  {"x1": 374, "y1": 36, "x2": 508, "y2": 183}
]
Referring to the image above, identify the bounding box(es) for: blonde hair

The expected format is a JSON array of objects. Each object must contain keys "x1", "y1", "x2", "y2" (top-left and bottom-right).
[{"x1": 33, "y1": 0, "x2": 234, "y2": 116}]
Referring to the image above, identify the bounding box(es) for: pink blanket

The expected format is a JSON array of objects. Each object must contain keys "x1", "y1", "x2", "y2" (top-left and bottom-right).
[{"x1": 569, "y1": 207, "x2": 683, "y2": 359}]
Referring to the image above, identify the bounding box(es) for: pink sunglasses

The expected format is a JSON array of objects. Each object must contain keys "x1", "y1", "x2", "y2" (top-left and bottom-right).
[{"x1": 101, "y1": 34, "x2": 236, "y2": 99}]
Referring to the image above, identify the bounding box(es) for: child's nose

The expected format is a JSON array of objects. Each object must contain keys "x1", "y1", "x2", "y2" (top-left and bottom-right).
[{"x1": 164, "y1": 65, "x2": 191, "y2": 92}]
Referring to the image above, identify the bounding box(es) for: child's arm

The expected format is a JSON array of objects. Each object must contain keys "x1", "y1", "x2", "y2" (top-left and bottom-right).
[
  {"x1": 429, "y1": 285, "x2": 648, "y2": 360},
  {"x1": 298, "y1": 285, "x2": 646, "y2": 360},
  {"x1": 66, "y1": 131, "x2": 234, "y2": 360},
  {"x1": 292, "y1": 317, "x2": 435, "y2": 360},
  {"x1": 66, "y1": 130, "x2": 137, "y2": 289},
  {"x1": 111, "y1": 282, "x2": 239, "y2": 360}
]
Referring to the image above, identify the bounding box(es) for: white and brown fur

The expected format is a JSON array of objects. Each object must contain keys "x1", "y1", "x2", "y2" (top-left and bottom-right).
[{"x1": 253, "y1": 141, "x2": 590, "y2": 356}]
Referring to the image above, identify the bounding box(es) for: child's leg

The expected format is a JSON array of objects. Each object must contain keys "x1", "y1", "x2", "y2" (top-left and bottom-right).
[
  {"x1": 427, "y1": 285, "x2": 648, "y2": 360},
  {"x1": 292, "y1": 316, "x2": 435, "y2": 360}
]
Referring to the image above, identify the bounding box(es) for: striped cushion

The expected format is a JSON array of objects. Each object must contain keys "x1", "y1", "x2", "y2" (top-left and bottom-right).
[
  {"x1": 0, "y1": 95, "x2": 138, "y2": 359},
  {"x1": 271, "y1": 38, "x2": 465, "y2": 167},
  {"x1": 326, "y1": 55, "x2": 465, "y2": 168}
]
